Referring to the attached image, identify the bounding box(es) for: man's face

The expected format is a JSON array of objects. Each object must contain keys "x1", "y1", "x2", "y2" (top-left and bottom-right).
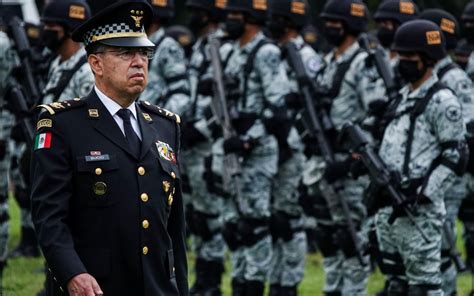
[{"x1": 91, "y1": 46, "x2": 151, "y2": 99}]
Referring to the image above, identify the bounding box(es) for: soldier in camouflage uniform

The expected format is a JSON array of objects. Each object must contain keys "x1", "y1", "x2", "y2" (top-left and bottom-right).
[
  {"x1": 141, "y1": 0, "x2": 190, "y2": 116},
  {"x1": 9, "y1": 0, "x2": 93, "y2": 258},
  {"x1": 420, "y1": 9, "x2": 474, "y2": 296},
  {"x1": 460, "y1": 2, "x2": 474, "y2": 282},
  {"x1": 182, "y1": 0, "x2": 228, "y2": 295},
  {"x1": 265, "y1": 1, "x2": 323, "y2": 295},
  {"x1": 375, "y1": 20, "x2": 468, "y2": 296},
  {"x1": 212, "y1": 1, "x2": 290, "y2": 294},
  {"x1": 302, "y1": 1, "x2": 371, "y2": 294},
  {"x1": 0, "y1": 30, "x2": 15, "y2": 272}
]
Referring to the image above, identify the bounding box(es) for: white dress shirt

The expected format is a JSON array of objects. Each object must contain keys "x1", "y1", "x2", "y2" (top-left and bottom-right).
[{"x1": 95, "y1": 86, "x2": 142, "y2": 140}]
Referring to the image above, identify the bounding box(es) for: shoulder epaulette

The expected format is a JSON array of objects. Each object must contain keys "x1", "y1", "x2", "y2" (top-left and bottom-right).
[
  {"x1": 139, "y1": 101, "x2": 181, "y2": 124},
  {"x1": 36, "y1": 98, "x2": 85, "y2": 116}
]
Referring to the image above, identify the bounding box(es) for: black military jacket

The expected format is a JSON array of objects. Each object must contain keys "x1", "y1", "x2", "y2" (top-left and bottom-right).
[{"x1": 31, "y1": 90, "x2": 188, "y2": 296}]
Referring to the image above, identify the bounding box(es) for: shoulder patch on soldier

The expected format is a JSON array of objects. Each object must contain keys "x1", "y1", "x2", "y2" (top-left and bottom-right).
[
  {"x1": 139, "y1": 101, "x2": 181, "y2": 124},
  {"x1": 307, "y1": 57, "x2": 321, "y2": 73},
  {"x1": 445, "y1": 105, "x2": 462, "y2": 122},
  {"x1": 36, "y1": 98, "x2": 85, "y2": 115}
]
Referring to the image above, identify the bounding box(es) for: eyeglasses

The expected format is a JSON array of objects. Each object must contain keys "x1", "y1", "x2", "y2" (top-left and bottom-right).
[{"x1": 96, "y1": 47, "x2": 155, "y2": 61}]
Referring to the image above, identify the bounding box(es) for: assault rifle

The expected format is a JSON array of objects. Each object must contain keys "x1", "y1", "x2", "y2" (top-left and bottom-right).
[
  {"x1": 208, "y1": 38, "x2": 248, "y2": 212},
  {"x1": 286, "y1": 41, "x2": 366, "y2": 266},
  {"x1": 343, "y1": 123, "x2": 431, "y2": 243},
  {"x1": 8, "y1": 16, "x2": 42, "y2": 106}
]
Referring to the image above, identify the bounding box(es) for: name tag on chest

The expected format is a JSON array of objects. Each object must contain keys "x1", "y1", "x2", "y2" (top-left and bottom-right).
[{"x1": 85, "y1": 154, "x2": 110, "y2": 162}]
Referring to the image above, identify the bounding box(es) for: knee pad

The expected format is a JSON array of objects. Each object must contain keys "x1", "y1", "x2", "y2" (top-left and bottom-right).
[
  {"x1": 459, "y1": 198, "x2": 474, "y2": 222},
  {"x1": 314, "y1": 225, "x2": 339, "y2": 257},
  {"x1": 245, "y1": 281, "x2": 265, "y2": 296},
  {"x1": 387, "y1": 279, "x2": 408, "y2": 296},
  {"x1": 407, "y1": 284, "x2": 442, "y2": 296}
]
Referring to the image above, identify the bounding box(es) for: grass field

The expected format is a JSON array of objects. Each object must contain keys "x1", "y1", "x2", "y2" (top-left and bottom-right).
[{"x1": 3, "y1": 197, "x2": 474, "y2": 295}]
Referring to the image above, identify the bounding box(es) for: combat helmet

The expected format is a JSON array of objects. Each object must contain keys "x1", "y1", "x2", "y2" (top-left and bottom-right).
[
  {"x1": 420, "y1": 9, "x2": 459, "y2": 50},
  {"x1": 320, "y1": 0, "x2": 368, "y2": 33}
]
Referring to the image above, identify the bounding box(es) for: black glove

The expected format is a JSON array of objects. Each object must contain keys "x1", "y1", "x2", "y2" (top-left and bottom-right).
[
  {"x1": 222, "y1": 222, "x2": 240, "y2": 251},
  {"x1": 182, "y1": 122, "x2": 206, "y2": 147},
  {"x1": 303, "y1": 135, "x2": 320, "y2": 157},
  {"x1": 197, "y1": 78, "x2": 214, "y2": 97},
  {"x1": 270, "y1": 212, "x2": 293, "y2": 242},
  {"x1": 368, "y1": 99, "x2": 389, "y2": 118},
  {"x1": 284, "y1": 92, "x2": 302, "y2": 109},
  {"x1": 0, "y1": 140, "x2": 6, "y2": 161},
  {"x1": 350, "y1": 158, "x2": 367, "y2": 179},
  {"x1": 324, "y1": 158, "x2": 352, "y2": 183},
  {"x1": 223, "y1": 136, "x2": 254, "y2": 154}
]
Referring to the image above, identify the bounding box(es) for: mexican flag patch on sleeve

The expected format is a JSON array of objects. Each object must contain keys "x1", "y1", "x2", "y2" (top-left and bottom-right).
[{"x1": 34, "y1": 133, "x2": 52, "y2": 150}]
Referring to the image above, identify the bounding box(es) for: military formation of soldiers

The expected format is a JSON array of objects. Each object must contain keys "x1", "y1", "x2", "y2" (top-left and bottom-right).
[{"x1": 1, "y1": 0, "x2": 474, "y2": 295}]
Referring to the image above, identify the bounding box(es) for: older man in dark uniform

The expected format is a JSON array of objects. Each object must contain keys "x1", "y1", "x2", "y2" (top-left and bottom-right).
[{"x1": 30, "y1": 1, "x2": 188, "y2": 296}]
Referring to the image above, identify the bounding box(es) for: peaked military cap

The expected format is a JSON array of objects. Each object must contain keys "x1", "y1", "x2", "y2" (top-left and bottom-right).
[{"x1": 72, "y1": 0, "x2": 154, "y2": 48}]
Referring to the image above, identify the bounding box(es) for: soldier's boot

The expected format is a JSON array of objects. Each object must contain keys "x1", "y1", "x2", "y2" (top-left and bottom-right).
[
  {"x1": 190, "y1": 258, "x2": 207, "y2": 295},
  {"x1": 279, "y1": 285, "x2": 297, "y2": 296},
  {"x1": 387, "y1": 279, "x2": 408, "y2": 296},
  {"x1": 244, "y1": 281, "x2": 265, "y2": 296},
  {"x1": 269, "y1": 284, "x2": 281, "y2": 296},
  {"x1": 9, "y1": 226, "x2": 40, "y2": 258},
  {"x1": 231, "y1": 279, "x2": 245, "y2": 296},
  {"x1": 407, "y1": 284, "x2": 443, "y2": 296},
  {"x1": 324, "y1": 292, "x2": 341, "y2": 296},
  {"x1": 200, "y1": 260, "x2": 224, "y2": 296}
]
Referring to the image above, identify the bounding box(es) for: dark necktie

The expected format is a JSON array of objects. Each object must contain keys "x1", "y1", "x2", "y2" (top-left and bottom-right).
[{"x1": 117, "y1": 108, "x2": 141, "y2": 158}]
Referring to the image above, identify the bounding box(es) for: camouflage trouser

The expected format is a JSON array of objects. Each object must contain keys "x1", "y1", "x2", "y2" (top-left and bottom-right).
[
  {"x1": 375, "y1": 206, "x2": 444, "y2": 290},
  {"x1": 441, "y1": 177, "x2": 465, "y2": 295},
  {"x1": 9, "y1": 141, "x2": 33, "y2": 229},
  {"x1": 269, "y1": 152, "x2": 307, "y2": 286},
  {"x1": 319, "y1": 177, "x2": 370, "y2": 296},
  {"x1": 231, "y1": 235, "x2": 273, "y2": 282},
  {"x1": 0, "y1": 110, "x2": 14, "y2": 262},
  {"x1": 183, "y1": 145, "x2": 226, "y2": 262},
  {"x1": 463, "y1": 173, "x2": 474, "y2": 272},
  {"x1": 216, "y1": 135, "x2": 278, "y2": 282},
  {"x1": 269, "y1": 231, "x2": 307, "y2": 287}
]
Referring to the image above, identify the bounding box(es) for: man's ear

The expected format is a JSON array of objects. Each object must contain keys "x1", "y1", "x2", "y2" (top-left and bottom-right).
[{"x1": 88, "y1": 54, "x2": 103, "y2": 77}]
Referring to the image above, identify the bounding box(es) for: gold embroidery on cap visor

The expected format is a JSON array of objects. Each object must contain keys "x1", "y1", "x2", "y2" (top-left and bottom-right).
[
  {"x1": 253, "y1": 0, "x2": 267, "y2": 11},
  {"x1": 215, "y1": 0, "x2": 227, "y2": 9},
  {"x1": 440, "y1": 18, "x2": 456, "y2": 34},
  {"x1": 350, "y1": 3, "x2": 365, "y2": 17},
  {"x1": 426, "y1": 31, "x2": 442, "y2": 45},
  {"x1": 91, "y1": 31, "x2": 148, "y2": 43},
  {"x1": 399, "y1": 2, "x2": 415, "y2": 15},
  {"x1": 69, "y1": 5, "x2": 86, "y2": 20},
  {"x1": 291, "y1": 2, "x2": 305, "y2": 15}
]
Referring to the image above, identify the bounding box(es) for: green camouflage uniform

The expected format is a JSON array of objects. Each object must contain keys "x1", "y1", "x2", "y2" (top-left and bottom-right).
[
  {"x1": 0, "y1": 31, "x2": 15, "y2": 263},
  {"x1": 434, "y1": 55, "x2": 474, "y2": 295},
  {"x1": 141, "y1": 28, "x2": 190, "y2": 116},
  {"x1": 376, "y1": 74, "x2": 466, "y2": 292},
  {"x1": 215, "y1": 31, "x2": 289, "y2": 283},
  {"x1": 269, "y1": 36, "x2": 322, "y2": 289}
]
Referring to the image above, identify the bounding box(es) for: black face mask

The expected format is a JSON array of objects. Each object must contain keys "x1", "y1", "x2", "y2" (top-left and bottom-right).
[
  {"x1": 376, "y1": 27, "x2": 395, "y2": 48},
  {"x1": 188, "y1": 12, "x2": 209, "y2": 34},
  {"x1": 225, "y1": 19, "x2": 245, "y2": 40},
  {"x1": 324, "y1": 26, "x2": 345, "y2": 46},
  {"x1": 266, "y1": 19, "x2": 286, "y2": 40},
  {"x1": 397, "y1": 59, "x2": 425, "y2": 83},
  {"x1": 41, "y1": 29, "x2": 65, "y2": 52},
  {"x1": 465, "y1": 27, "x2": 474, "y2": 45}
]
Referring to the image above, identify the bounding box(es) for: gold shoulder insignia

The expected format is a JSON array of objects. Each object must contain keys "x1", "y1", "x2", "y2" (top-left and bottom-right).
[
  {"x1": 139, "y1": 101, "x2": 181, "y2": 124},
  {"x1": 36, "y1": 98, "x2": 85, "y2": 116}
]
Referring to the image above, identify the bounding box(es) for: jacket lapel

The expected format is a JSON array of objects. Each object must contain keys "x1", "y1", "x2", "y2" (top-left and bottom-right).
[
  {"x1": 85, "y1": 91, "x2": 138, "y2": 160},
  {"x1": 137, "y1": 106, "x2": 158, "y2": 161}
]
